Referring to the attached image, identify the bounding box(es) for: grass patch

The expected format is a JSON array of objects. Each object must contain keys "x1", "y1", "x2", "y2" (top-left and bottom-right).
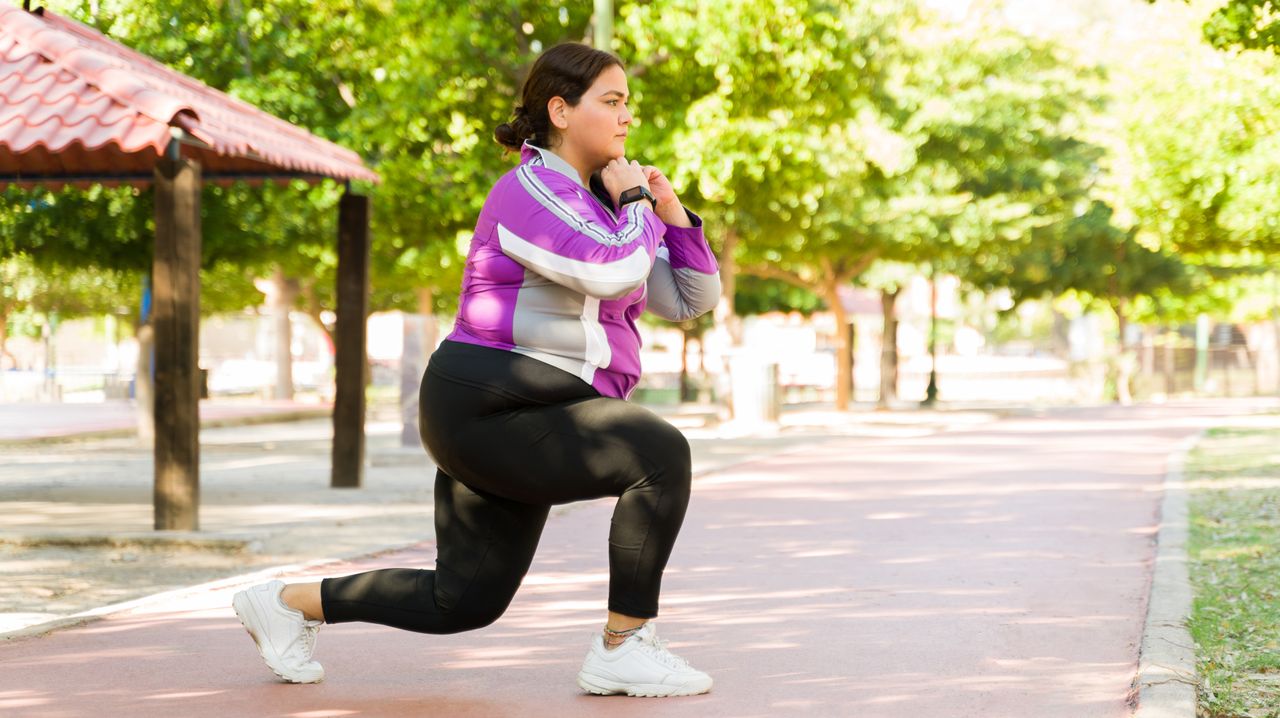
[{"x1": 1185, "y1": 424, "x2": 1280, "y2": 718}]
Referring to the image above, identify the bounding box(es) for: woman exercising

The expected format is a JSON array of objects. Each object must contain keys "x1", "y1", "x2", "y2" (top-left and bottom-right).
[{"x1": 233, "y1": 41, "x2": 720, "y2": 698}]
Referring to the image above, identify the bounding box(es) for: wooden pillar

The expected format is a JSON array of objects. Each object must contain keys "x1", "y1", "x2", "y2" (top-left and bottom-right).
[
  {"x1": 332, "y1": 190, "x2": 369, "y2": 488},
  {"x1": 152, "y1": 154, "x2": 202, "y2": 531}
]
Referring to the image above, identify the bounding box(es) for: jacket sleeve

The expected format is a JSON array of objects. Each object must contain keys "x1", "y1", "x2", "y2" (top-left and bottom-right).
[
  {"x1": 492, "y1": 164, "x2": 666, "y2": 300},
  {"x1": 645, "y1": 208, "x2": 721, "y2": 322}
]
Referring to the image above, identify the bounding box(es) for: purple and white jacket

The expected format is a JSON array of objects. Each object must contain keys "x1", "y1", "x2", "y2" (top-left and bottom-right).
[{"x1": 444, "y1": 141, "x2": 721, "y2": 399}]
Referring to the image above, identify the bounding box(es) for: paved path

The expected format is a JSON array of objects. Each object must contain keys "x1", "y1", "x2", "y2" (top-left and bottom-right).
[{"x1": 0, "y1": 400, "x2": 1273, "y2": 717}]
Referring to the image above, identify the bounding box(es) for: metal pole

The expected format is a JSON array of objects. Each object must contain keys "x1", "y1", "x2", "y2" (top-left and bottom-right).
[
  {"x1": 924, "y1": 262, "x2": 939, "y2": 407},
  {"x1": 594, "y1": 0, "x2": 613, "y2": 51}
]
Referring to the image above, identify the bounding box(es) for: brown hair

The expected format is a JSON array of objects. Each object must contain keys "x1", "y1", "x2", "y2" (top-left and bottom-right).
[{"x1": 494, "y1": 42, "x2": 624, "y2": 152}]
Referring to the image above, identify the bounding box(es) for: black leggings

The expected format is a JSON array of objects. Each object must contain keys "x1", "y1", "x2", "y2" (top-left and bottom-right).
[{"x1": 319, "y1": 340, "x2": 693, "y2": 633}]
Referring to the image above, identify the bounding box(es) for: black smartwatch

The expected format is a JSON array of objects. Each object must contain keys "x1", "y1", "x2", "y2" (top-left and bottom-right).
[{"x1": 618, "y1": 185, "x2": 657, "y2": 210}]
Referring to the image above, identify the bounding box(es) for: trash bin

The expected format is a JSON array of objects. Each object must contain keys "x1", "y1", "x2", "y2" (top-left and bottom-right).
[{"x1": 728, "y1": 352, "x2": 780, "y2": 424}]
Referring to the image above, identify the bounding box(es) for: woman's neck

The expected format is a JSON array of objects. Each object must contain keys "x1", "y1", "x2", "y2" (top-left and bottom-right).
[{"x1": 548, "y1": 142, "x2": 598, "y2": 187}]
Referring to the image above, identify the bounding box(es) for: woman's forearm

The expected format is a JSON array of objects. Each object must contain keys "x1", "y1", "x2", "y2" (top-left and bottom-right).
[{"x1": 654, "y1": 200, "x2": 693, "y2": 228}]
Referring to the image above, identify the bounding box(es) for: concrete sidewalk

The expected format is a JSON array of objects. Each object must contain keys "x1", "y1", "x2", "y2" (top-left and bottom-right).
[
  {"x1": 0, "y1": 399, "x2": 333, "y2": 443},
  {"x1": 1, "y1": 399, "x2": 1275, "y2": 716}
]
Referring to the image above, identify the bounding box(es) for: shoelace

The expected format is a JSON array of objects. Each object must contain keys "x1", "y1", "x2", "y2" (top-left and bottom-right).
[
  {"x1": 638, "y1": 631, "x2": 691, "y2": 671},
  {"x1": 301, "y1": 620, "x2": 321, "y2": 659}
]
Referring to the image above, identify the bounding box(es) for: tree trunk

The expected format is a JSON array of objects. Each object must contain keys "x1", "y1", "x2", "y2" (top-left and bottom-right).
[
  {"x1": 301, "y1": 279, "x2": 335, "y2": 344},
  {"x1": 1051, "y1": 308, "x2": 1070, "y2": 358},
  {"x1": 713, "y1": 228, "x2": 742, "y2": 346},
  {"x1": 878, "y1": 288, "x2": 899, "y2": 409},
  {"x1": 827, "y1": 283, "x2": 853, "y2": 411},
  {"x1": 1113, "y1": 301, "x2": 1133, "y2": 406},
  {"x1": 135, "y1": 318, "x2": 155, "y2": 442},
  {"x1": 399, "y1": 287, "x2": 436, "y2": 447},
  {"x1": 714, "y1": 228, "x2": 742, "y2": 417},
  {"x1": 418, "y1": 287, "x2": 438, "y2": 356},
  {"x1": 680, "y1": 326, "x2": 694, "y2": 402},
  {"x1": 1273, "y1": 299, "x2": 1280, "y2": 396},
  {"x1": 0, "y1": 311, "x2": 13, "y2": 368},
  {"x1": 254, "y1": 266, "x2": 299, "y2": 401}
]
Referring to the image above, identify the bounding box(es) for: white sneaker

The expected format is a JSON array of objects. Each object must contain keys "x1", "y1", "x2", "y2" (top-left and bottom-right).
[
  {"x1": 577, "y1": 623, "x2": 713, "y2": 697},
  {"x1": 232, "y1": 580, "x2": 324, "y2": 683}
]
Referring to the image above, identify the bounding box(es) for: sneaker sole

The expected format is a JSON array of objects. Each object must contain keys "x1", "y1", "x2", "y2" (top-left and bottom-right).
[
  {"x1": 577, "y1": 672, "x2": 712, "y2": 697},
  {"x1": 232, "y1": 590, "x2": 323, "y2": 684}
]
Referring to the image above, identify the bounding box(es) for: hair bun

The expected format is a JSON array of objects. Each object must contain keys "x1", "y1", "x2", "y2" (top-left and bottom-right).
[{"x1": 494, "y1": 122, "x2": 522, "y2": 151}]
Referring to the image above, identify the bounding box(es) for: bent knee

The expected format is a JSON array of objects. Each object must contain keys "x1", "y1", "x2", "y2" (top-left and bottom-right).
[
  {"x1": 433, "y1": 578, "x2": 520, "y2": 634},
  {"x1": 649, "y1": 420, "x2": 692, "y2": 479},
  {"x1": 437, "y1": 597, "x2": 512, "y2": 633}
]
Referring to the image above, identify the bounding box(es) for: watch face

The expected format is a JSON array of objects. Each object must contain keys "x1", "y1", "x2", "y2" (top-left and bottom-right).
[{"x1": 620, "y1": 186, "x2": 654, "y2": 207}]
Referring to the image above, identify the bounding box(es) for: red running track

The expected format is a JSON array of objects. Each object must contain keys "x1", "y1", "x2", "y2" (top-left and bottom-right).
[{"x1": 1, "y1": 401, "x2": 1265, "y2": 717}]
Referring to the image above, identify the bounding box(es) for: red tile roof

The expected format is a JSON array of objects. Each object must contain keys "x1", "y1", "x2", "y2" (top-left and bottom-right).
[{"x1": 0, "y1": 4, "x2": 378, "y2": 188}]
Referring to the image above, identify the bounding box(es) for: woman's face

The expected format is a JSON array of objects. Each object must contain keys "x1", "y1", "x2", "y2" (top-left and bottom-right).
[{"x1": 552, "y1": 64, "x2": 633, "y2": 167}]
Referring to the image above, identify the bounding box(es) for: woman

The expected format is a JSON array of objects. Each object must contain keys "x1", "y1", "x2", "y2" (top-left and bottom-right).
[{"x1": 232, "y1": 42, "x2": 720, "y2": 697}]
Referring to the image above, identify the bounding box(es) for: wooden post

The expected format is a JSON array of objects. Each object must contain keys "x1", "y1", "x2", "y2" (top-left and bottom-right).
[
  {"x1": 332, "y1": 190, "x2": 369, "y2": 488},
  {"x1": 152, "y1": 152, "x2": 202, "y2": 531}
]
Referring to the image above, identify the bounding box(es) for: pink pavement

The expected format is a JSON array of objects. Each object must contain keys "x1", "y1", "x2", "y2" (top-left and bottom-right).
[{"x1": 0, "y1": 401, "x2": 1268, "y2": 717}]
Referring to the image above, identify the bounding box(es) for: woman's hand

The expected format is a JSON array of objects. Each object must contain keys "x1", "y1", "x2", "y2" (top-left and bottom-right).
[
  {"x1": 600, "y1": 157, "x2": 651, "y2": 208},
  {"x1": 642, "y1": 165, "x2": 692, "y2": 228}
]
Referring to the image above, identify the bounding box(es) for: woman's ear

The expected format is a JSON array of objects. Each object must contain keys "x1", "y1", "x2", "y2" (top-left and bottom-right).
[{"x1": 548, "y1": 97, "x2": 569, "y2": 130}]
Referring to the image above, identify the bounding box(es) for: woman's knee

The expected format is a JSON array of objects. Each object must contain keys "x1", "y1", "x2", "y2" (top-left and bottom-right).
[
  {"x1": 435, "y1": 589, "x2": 517, "y2": 633},
  {"x1": 655, "y1": 421, "x2": 692, "y2": 487},
  {"x1": 433, "y1": 567, "x2": 524, "y2": 633}
]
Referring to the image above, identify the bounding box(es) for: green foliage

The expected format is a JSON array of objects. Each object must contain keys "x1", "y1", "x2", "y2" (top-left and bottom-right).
[
  {"x1": 619, "y1": 0, "x2": 906, "y2": 275},
  {"x1": 8, "y1": 0, "x2": 599, "y2": 317},
  {"x1": 1114, "y1": 39, "x2": 1280, "y2": 261},
  {"x1": 0, "y1": 254, "x2": 140, "y2": 322},
  {"x1": 5, "y1": 0, "x2": 1278, "y2": 340},
  {"x1": 733, "y1": 276, "x2": 825, "y2": 317},
  {"x1": 984, "y1": 200, "x2": 1190, "y2": 315},
  {"x1": 1186, "y1": 426, "x2": 1280, "y2": 717},
  {"x1": 1, "y1": 185, "x2": 153, "y2": 270},
  {"x1": 1151, "y1": 0, "x2": 1280, "y2": 53}
]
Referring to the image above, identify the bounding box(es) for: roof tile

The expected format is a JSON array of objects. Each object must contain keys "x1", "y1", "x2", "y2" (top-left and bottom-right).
[{"x1": 0, "y1": 4, "x2": 377, "y2": 186}]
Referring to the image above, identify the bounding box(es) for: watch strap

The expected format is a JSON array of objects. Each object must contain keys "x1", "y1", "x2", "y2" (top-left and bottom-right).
[{"x1": 619, "y1": 185, "x2": 657, "y2": 210}]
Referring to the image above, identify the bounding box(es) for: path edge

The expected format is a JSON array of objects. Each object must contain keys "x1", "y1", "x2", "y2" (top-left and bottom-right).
[{"x1": 1132, "y1": 430, "x2": 1204, "y2": 718}]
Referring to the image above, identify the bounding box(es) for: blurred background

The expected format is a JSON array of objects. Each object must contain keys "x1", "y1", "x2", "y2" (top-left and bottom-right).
[{"x1": 3, "y1": 0, "x2": 1278, "y2": 427}]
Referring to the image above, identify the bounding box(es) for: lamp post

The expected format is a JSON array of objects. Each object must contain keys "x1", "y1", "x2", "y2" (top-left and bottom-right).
[{"x1": 924, "y1": 262, "x2": 939, "y2": 407}]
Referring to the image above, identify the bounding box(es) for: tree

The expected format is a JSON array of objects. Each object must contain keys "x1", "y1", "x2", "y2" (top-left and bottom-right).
[
  {"x1": 984, "y1": 201, "x2": 1190, "y2": 402},
  {"x1": 1148, "y1": 0, "x2": 1280, "y2": 52},
  {"x1": 615, "y1": 0, "x2": 906, "y2": 410},
  {"x1": 0, "y1": 253, "x2": 140, "y2": 367}
]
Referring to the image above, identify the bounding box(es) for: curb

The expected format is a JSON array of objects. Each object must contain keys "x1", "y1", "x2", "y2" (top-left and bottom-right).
[
  {"x1": 1132, "y1": 431, "x2": 1204, "y2": 718},
  {"x1": 0, "y1": 537, "x2": 429, "y2": 643},
  {"x1": 0, "y1": 529, "x2": 270, "y2": 553}
]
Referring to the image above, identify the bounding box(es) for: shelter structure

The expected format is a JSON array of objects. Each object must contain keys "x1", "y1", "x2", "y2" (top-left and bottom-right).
[{"x1": 0, "y1": 2, "x2": 380, "y2": 529}]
